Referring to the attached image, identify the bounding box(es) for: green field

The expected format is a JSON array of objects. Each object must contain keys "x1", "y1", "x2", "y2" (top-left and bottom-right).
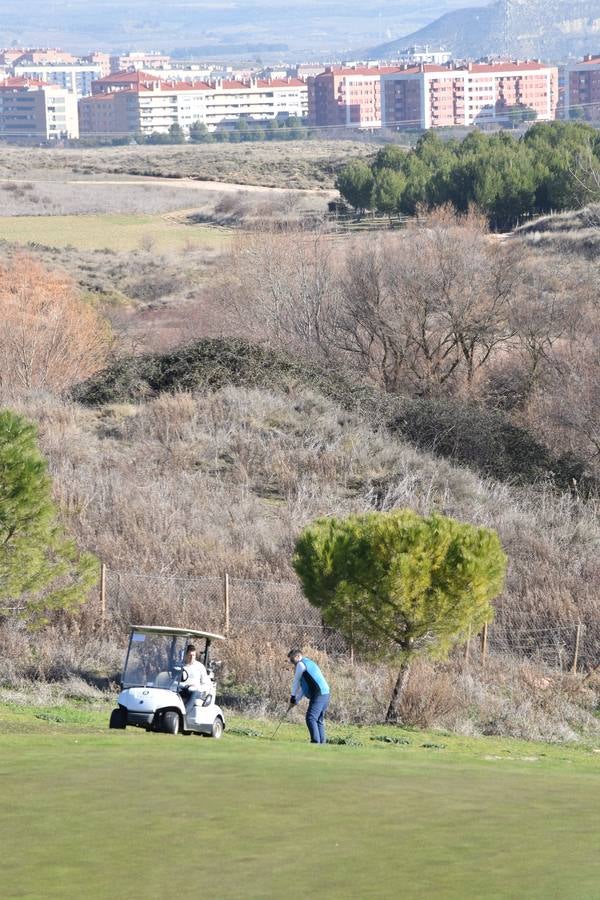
[
  {"x1": 0, "y1": 214, "x2": 229, "y2": 252},
  {"x1": 1, "y1": 704, "x2": 600, "y2": 900}
]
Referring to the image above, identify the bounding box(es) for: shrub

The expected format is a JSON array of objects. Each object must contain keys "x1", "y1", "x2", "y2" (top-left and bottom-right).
[{"x1": 391, "y1": 398, "x2": 593, "y2": 493}]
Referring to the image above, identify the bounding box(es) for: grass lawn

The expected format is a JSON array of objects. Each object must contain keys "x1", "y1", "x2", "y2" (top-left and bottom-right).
[
  {"x1": 1, "y1": 703, "x2": 600, "y2": 899},
  {"x1": 0, "y1": 214, "x2": 229, "y2": 253}
]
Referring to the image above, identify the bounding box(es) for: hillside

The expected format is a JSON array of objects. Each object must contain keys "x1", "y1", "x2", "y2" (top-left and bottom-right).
[
  {"x1": 11, "y1": 368, "x2": 600, "y2": 737},
  {"x1": 73, "y1": 338, "x2": 590, "y2": 492},
  {"x1": 515, "y1": 202, "x2": 600, "y2": 256},
  {"x1": 371, "y1": 0, "x2": 600, "y2": 62}
]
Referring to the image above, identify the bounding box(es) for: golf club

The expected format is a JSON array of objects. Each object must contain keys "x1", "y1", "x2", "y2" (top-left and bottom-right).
[{"x1": 270, "y1": 703, "x2": 293, "y2": 739}]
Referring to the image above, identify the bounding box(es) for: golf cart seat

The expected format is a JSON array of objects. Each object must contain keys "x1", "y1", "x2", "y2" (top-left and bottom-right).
[{"x1": 155, "y1": 671, "x2": 172, "y2": 688}]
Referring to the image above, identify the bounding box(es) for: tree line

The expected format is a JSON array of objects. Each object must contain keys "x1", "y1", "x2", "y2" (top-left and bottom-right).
[
  {"x1": 135, "y1": 117, "x2": 311, "y2": 145},
  {"x1": 336, "y1": 122, "x2": 600, "y2": 229}
]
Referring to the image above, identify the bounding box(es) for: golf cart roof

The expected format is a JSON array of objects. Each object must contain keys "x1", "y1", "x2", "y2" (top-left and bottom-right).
[{"x1": 131, "y1": 625, "x2": 226, "y2": 641}]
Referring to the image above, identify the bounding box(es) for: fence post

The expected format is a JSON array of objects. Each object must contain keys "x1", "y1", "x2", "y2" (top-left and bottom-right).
[
  {"x1": 99, "y1": 562, "x2": 106, "y2": 626},
  {"x1": 464, "y1": 626, "x2": 471, "y2": 667},
  {"x1": 223, "y1": 573, "x2": 230, "y2": 635},
  {"x1": 480, "y1": 622, "x2": 488, "y2": 667},
  {"x1": 571, "y1": 623, "x2": 583, "y2": 674}
]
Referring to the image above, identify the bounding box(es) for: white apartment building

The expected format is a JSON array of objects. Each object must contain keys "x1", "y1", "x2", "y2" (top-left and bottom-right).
[
  {"x1": 138, "y1": 66, "x2": 222, "y2": 83},
  {"x1": 396, "y1": 46, "x2": 452, "y2": 66},
  {"x1": 80, "y1": 77, "x2": 308, "y2": 136},
  {"x1": 109, "y1": 52, "x2": 171, "y2": 73},
  {"x1": 0, "y1": 79, "x2": 79, "y2": 140},
  {"x1": 12, "y1": 62, "x2": 103, "y2": 98}
]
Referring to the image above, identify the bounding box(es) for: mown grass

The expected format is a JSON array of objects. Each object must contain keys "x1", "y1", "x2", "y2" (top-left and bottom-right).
[
  {"x1": 0, "y1": 214, "x2": 230, "y2": 252},
  {"x1": 1, "y1": 702, "x2": 600, "y2": 900}
]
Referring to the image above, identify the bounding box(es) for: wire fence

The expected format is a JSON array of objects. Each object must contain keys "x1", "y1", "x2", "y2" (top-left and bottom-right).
[
  {"x1": 103, "y1": 569, "x2": 349, "y2": 655},
  {"x1": 101, "y1": 567, "x2": 596, "y2": 673}
]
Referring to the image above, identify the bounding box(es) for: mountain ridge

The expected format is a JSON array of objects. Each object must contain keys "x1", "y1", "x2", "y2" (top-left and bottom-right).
[{"x1": 370, "y1": 0, "x2": 600, "y2": 62}]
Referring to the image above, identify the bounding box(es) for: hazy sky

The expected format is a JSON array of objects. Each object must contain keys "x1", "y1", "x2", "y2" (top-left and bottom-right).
[{"x1": 0, "y1": 0, "x2": 488, "y2": 56}]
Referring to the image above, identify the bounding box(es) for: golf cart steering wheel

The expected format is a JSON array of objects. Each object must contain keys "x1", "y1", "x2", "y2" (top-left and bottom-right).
[{"x1": 180, "y1": 669, "x2": 189, "y2": 683}]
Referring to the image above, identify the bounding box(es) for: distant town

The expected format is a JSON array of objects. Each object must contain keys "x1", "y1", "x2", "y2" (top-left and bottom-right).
[{"x1": 0, "y1": 45, "x2": 598, "y2": 142}]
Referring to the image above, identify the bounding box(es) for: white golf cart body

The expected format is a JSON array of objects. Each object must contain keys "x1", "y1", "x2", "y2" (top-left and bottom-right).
[{"x1": 112, "y1": 626, "x2": 226, "y2": 737}]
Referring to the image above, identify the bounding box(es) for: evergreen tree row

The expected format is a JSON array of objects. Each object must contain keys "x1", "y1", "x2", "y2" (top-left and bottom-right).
[{"x1": 336, "y1": 122, "x2": 600, "y2": 229}]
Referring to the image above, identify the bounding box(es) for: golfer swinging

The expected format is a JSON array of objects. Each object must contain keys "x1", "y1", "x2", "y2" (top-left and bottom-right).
[{"x1": 287, "y1": 649, "x2": 330, "y2": 744}]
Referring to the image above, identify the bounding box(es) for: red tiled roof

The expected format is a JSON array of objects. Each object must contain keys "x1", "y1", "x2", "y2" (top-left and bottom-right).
[
  {"x1": 95, "y1": 70, "x2": 161, "y2": 84},
  {"x1": 258, "y1": 77, "x2": 305, "y2": 87},
  {"x1": 467, "y1": 61, "x2": 554, "y2": 73},
  {"x1": 382, "y1": 61, "x2": 555, "y2": 78},
  {"x1": 80, "y1": 92, "x2": 116, "y2": 102},
  {"x1": 0, "y1": 76, "x2": 47, "y2": 89},
  {"x1": 323, "y1": 66, "x2": 404, "y2": 77},
  {"x1": 161, "y1": 80, "x2": 212, "y2": 90}
]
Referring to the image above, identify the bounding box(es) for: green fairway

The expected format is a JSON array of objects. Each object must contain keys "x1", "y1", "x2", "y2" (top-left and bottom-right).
[
  {"x1": 0, "y1": 214, "x2": 228, "y2": 252},
  {"x1": 1, "y1": 706, "x2": 600, "y2": 900}
]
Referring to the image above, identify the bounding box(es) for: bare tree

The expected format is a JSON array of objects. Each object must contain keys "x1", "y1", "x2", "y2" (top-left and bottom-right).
[
  {"x1": 218, "y1": 229, "x2": 340, "y2": 360},
  {"x1": 332, "y1": 215, "x2": 516, "y2": 396}
]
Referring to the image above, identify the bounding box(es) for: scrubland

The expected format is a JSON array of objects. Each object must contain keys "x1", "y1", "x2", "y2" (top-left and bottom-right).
[
  {"x1": 2, "y1": 145, "x2": 600, "y2": 743},
  {"x1": 0, "y1": 140, "x2": 370, "y2": 190},
  {"x1": 1, "y1": 378, "x2": 598, "y2": 740}
]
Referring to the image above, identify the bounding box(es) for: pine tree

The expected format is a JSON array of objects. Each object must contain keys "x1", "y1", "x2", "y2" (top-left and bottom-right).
[
  {"x1": 293, "y1": 509, "x2": 506, "y2": 722},
  {"x1": 0, "y1": 410, "x2": 98, "y2": 624},
  {"x1": 335, "y1": 160, "x2": 374, "y2": 216}
]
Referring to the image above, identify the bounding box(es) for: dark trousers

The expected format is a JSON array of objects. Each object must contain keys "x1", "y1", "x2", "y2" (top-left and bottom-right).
[{"x1": 306, "y1": 693, "x2": 330, "y2": 743}]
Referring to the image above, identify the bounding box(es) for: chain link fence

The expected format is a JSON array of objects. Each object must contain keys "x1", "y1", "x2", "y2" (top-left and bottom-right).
[
  {"x1": 102, "y1": 568, "x2": 593, "y2": 671},
  {"x1": 104, "y1": 569, "x2": 349, "y2": 655}
]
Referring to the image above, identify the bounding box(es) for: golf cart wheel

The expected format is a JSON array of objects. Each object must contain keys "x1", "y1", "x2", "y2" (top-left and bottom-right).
[
  {"x1": 210, "y1": 717, "x2": 224, "y2": 740},
  {"x1": 109, "y1": 707, "x2": 127, "y2": 729},
  {"x1": 163, "y1": 711, "x2": 180, "y2": 735}
]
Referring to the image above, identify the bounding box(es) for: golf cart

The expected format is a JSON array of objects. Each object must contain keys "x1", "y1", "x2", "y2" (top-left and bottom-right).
[{"x1": 109, "y1": 625, "x2": 226, "y2": 738}]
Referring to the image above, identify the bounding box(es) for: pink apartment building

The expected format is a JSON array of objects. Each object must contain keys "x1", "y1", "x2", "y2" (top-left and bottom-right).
[
  {"x1": 308, "y1": 65, "x2": 403, "y2": 128},
  {"x1": 382, "y1": 61, "x2": 558, "y2": 129},
  {"x1": 566, "y1": 55, "x2": 600, "y2": 120}
]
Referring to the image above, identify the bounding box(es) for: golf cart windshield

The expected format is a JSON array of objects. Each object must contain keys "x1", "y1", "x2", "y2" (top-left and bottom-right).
[{"x1": 122, "y1": 631, "x2": 189, "y2": 690}]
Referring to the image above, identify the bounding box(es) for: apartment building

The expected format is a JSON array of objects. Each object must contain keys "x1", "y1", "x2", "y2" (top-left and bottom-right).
[
  {"x1": 565, "y1": 55, "x2": 600, "y2": 120},
  {"x1": 308, "y1": 66, "x2": 403, "y2": 128},
  {"x1": 80, "y1": 76, "x2": 308, "y2": 136},
  {"x1": 81, "y1": 52, "x2": 111, "y2": 78},
  {"x1": 109, "y1": 52, "x2": 171, "y2": 73},
  {"x1": 381, "y1": 61, "x2": 558, "y2": 129},
  {"x1": 131, "y1": 65, "x2": 223, "y2": 83},
  {"x1": 200, "y1": 78, "x2": 308, "y2": 127},
  {"x1": 12, "y1": 62, "x2": 103, "y2": 98},
  {"x1": 0, "y1": 49, "x2": 28, "y2": 66},
  {"x1": 91, "y1": 70, "x2": 162, "y2": 94},
  {"x1": 13, "y1": 49, "x2": 78, "y2": 65},
  {"x1": 0, "y1": 78, "x2": 79, "y2": 140}
]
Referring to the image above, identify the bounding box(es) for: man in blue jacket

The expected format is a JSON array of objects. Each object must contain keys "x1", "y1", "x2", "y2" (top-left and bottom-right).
[{"x1": 287, "y1": 648, "x2": 330, "y2": 744}]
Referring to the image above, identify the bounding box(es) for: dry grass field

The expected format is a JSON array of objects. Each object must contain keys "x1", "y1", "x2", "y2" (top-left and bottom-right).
[{"x1": 0, "y1": 139, "x2": 373, "y2": 190}]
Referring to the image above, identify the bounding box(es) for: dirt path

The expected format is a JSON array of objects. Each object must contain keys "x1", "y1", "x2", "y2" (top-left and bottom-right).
[{"x1": 64, "y1": 177, "x2": 337, "y2": 198}]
